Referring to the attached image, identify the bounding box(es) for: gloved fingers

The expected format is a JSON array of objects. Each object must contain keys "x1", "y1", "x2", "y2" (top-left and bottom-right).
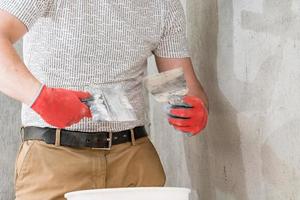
[
  {"x1": 52, "y1": 121, "x2": 66, "y2": 129},
  {"x1": 169, "y1": 108, "x2": 193, "y2": 118},
  {"x1": 183, "y1": 95, "x2": 205, "y2": 108},
  {"x1": 201, "y1": 114, "x2": 208, "y2": 130},
  {"x1": 79, "y1": 103, "x2": 92, "y2": 118},
  {"x1": 72, "y1": 90, "x2": 92, "y2": 100},
  {"x1": 64, "y1": 105, "x2": 92, "y2": 128},
  {"x1": 195, "y1": 116, "x2": 208, "y2": 133},
  {"x1": 65, "y1": 120, "x2": 78, "y2": 128},
  {"x1": 85, "y1": 109, "x2": 92, "y2": 118},
  {"x1": 168, "y1": 117, "x2": 191, "y2": 127},
  {"x1": 66, "y1": 114, "x2": 84, "y2": 127},
  {"x1": 171, "y1": 108, "x2": 207, "y2": 119},
  {"x1": 175, "y1": 125, "x2": 205, "y2": 135}
]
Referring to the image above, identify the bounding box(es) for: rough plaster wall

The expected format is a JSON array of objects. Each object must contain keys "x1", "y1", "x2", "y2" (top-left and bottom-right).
[
  {"x1": 214, "y1": 0, "x2": 300, "y2": 199},
  {"x1": 0, "y1": 42, "x2": 22, "y2": 200},
  {"x1": 150, "y1": 0, "x2": 300, "y2": 200}
]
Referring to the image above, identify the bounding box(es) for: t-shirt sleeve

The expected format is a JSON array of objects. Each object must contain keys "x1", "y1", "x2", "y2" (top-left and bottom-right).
[
  {"x1": 0, "y1": 0, "x2": 52, "y2": 30},
  {"x1": 152, "y1": 0, "x2": 190, "y2": 58}
]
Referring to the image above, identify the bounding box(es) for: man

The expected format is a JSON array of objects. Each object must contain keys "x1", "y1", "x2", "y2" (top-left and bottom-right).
[{"x1": 0, "y1": 0, "x2": 208, "y2": 199}]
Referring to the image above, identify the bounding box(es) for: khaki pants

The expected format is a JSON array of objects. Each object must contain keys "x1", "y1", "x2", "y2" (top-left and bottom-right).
[{"x1": 14, "y1": 135, "x2": 166, "y2": 200}]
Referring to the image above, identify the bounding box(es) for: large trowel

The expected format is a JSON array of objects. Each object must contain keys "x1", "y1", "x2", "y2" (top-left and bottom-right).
[
  {"x1": 80, "y1": 86, "x2": 137, "y2": 122},
  {"x1": 143, "y1": 67, "x2": 188, "y2": 102},
  {"x1": 143, "y1": 68, "x2": 192, "y2": 119}
]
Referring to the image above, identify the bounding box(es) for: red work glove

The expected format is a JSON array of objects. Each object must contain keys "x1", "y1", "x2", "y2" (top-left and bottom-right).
[
  {"x1": 31, "y1": 85, "x2": 92, "y2": 128},
  {"x1": 168, "y1": 96, "x2": 208, "y2": 136}
]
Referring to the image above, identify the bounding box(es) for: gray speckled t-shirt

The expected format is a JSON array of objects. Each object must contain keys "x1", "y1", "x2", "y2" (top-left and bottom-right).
[{"x1": 0, "y1": 0, "x2": 190, "y2": 132}]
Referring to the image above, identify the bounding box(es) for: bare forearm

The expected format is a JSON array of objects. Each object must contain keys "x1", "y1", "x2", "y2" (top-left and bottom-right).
[
  {"x1": 0, "y1": 36, "x2": 41, "y2": 105},
  {"x1": 186, "y1": 79, "x2": 209, "y2": 111}
]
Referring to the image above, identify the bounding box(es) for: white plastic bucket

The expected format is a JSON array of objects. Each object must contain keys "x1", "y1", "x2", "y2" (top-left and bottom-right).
[{"x1": 65, "y1": 187, "x2": 191, "y2": 200}]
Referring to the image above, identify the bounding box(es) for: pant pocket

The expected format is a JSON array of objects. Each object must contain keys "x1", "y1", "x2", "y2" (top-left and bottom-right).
[
  {"x1": 14, "y1": 140, "x2": 36, "y2": 190},
  {"x1": 138, "y1": 138, "x2": 166, "y2": 186},
  {"x1": 15, "y1": 140, "x2": 96, "y2": 200}
]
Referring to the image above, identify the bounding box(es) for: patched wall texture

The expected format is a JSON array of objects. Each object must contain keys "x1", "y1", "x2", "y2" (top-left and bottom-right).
[{"x1": 150, "y1": 0, "x2": 300, "y2": 200}]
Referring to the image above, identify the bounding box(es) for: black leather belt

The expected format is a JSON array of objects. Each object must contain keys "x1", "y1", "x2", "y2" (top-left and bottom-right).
[{"x1": 22, "y1": 126, "x2": 147, "y2": 150}]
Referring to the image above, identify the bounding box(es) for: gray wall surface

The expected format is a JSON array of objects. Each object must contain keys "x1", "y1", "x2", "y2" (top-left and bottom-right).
[
  {"x1": 150, "y1": 0, "x2": 300, "y2": 200},
  {"x1": 1, "y1": 0, "x2": 300, "y2": 200},
  {"x1": 0, "y1": 42, "x2": 22, "y2": 200}
]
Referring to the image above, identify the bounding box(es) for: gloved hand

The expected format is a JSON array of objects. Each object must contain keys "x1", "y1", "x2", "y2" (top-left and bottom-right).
[
  {"x1": 31, "y1": 85, "x2": 92, "y2": 128},
  {"x1": 168, "y1": 95, "x2": 208, "y2": 136}
]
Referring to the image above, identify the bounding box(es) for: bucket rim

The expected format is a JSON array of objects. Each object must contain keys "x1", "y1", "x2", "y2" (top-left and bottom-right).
[{"x1": 65, "y1": 187, "x2": 191, "y2": 198}]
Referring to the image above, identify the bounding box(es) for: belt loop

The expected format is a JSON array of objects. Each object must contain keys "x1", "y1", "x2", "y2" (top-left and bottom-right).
[
  {"x1": 19, "y1": 126, "x2": 25, "y2": 142},
  {"x1": 130, "y1": 129, "x2": 136, "y2": 146},
  {"x1": 55, "y1": 129, "x2": 61, "y2": 146}
]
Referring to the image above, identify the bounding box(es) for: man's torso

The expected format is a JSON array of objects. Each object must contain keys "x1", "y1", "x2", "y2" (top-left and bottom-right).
[{"x1": 22, "y1": 0, "x2": 165, "y2": 132}]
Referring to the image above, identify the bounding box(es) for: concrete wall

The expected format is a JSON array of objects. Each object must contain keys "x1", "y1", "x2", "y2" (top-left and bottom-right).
[
  {"x1": 150, "y1": 0, "x2": 300, "y2": 200},
  {"x1": 0, "y1": 42, "x2": 22, "y2": 200},
  {"x1": 1, "y1": 0, "x2": 300, "y2": 200}
]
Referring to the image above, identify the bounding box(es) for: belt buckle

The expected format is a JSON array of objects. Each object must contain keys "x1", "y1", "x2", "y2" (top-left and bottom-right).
[{"x1": 92, "y1": 132, "x2": 112, "y2": 150}]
